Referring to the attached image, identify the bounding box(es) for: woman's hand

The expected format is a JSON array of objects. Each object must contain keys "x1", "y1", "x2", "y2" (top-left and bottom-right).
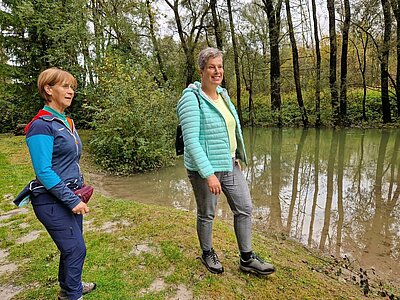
[
  {"x1": 207, "y1": 174, "x2": 221, "y2": 195},
  {"x1": 72, "y1": 201, "x2": 89, "y2": 215}
]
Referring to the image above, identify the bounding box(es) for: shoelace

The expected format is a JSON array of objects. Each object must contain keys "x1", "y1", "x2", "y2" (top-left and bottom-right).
[
  {"x1": 209, "y1": 251, "x2": 220, "y2": 264},
  {"x1": 250, "y1": 253, "x2": 265, "y2": 264}
]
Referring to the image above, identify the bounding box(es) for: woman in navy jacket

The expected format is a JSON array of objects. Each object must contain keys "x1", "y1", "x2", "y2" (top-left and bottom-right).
[{"x1": 25, "y1": 68, "x2": 96, "y2": 300}]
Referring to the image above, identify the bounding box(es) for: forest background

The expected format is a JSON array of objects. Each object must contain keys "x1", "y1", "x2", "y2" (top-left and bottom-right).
[{"x1": 1, "y1": 0, "x2": 400, "y2": 174}]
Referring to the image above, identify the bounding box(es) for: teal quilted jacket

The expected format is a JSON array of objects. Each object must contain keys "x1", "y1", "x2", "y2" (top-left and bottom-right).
[{"x1": 176, "y1": 81, "x2": 247, "y2": 178}]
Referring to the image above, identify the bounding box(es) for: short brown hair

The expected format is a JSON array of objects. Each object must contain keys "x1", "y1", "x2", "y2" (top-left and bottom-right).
[{"x1": 37, "y1": 67, "x2": 77, "y2": 102}]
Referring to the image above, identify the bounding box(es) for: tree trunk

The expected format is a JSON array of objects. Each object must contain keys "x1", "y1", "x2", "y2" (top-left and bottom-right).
[
  {"x1": 285, "y1": 0, "x2": 308, "y2": 127},
  {"x1": 311, "y1": 0, "x2": 321, "y2": 127},
  {"x1": 339, "y1": 0, "x2": 350, "y2": 123},
  {"x1": 164, "y1": 0, "x2": 209, "y2": 87},
  {"x1": 146, "y1": 0, "x2": 168, "y2": 83},
  {"x1": 210, "y1": 0, "x2": 223, "y2": 50},
  {"x1": 397, "y1": 1, "x2": 400, "y2": 118},
  {"x1": 210, "y1": 0, "x2": 226, "y2": 88},
  {"x1": 249, "y1": 88, "x2": 255, "y2": 127},
  {"x1": 327, "y1": 0, "x2": 339, "y2": 125},
  {"x1": 381, "y1": 0, "x2": 392, "y2": 123},
  {"x1": 90, "y1": 0, "x2": 103, "y2": 66},
  {"x1": 396, "y1": 1, "x2": 400, "y2": 118},
  {"x1": 390, "y1": 0, "x2": 400, "y2": 117},
  {"x1": 263, "y1": 0, "x2": 282, "y2": 126},
  {"x1": 352, "y1": 34, "x2": 369, "y2": 121},
  {"x1": 227, "y1": 0, "x2": 243, "y2": 126},
  {"x1": 361, "y1": 36, "x2": 368, "y2": 121},
  {"x1": 241, "y1": 46, "x2": 256, "y2": 127}
]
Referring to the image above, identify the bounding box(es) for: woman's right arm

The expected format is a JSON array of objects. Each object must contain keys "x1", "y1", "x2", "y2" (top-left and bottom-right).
[
  {"x1": 177, "y1": 91, "x2": 214, "y2": 178},
  {"x1": 178, "y1": 91, "x2": 222, "y2": 194}
]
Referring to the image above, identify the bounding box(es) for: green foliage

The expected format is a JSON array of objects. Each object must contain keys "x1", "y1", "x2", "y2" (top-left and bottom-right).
[
  {"x1": 241, "y1": 88, "x2": 400, "y2": 127},
  {"x1": 0, "y1": 0, "x2": 89, "y2": 129},
  {"x1": 89, "y1": 55, "x2": 177, "y2": 174},
  {"x1": 0, "y1": 99, "x2": 16, "y2": 133}
]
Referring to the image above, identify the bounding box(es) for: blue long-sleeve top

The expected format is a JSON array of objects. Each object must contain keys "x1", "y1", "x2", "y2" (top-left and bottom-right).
[{"x1": 25, "y1": 106, "x2": 83, "y2": 209}]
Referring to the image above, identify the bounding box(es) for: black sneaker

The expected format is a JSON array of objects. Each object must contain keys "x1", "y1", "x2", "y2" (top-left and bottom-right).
[
  {"x1": 200, "y1": 248, "x2": 224, "y2": 274},
  {"x1": 239, "y1": 252, "x2": 275, "y2": 275}
]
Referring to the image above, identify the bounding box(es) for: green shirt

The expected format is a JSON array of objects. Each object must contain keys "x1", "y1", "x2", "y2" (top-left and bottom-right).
[{"x1": 43, "y1": 106, "x2": 71, "y2": 131}]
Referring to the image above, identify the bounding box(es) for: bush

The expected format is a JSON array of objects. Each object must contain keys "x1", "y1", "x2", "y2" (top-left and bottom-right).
[
  {"x1": 0, "y1": 99, "x2": 16, "y2": 133},
  {"x1": 240, "y1": 88, "x2": 399, "y2": 127},
  {"x1": 89, "y1": 55, "x2": 177, "y2": 174}
]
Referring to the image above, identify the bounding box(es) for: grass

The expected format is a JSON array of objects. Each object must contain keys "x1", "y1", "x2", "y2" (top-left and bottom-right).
[{"x1": 0, "y1": 133, "x2": 399, "y2": 299}]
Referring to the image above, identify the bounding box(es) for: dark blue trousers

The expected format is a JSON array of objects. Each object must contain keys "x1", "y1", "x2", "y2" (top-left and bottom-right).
[{"x1": 32, "y1": 192, "x2": 86, "y2": 300}]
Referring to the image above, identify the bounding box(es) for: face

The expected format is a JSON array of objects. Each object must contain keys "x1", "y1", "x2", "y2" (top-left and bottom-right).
[
  {"x1": 200, "y1": 56, "x2": 224, "y2": 88},
  {"x1": 45, "y1": 80, "x2": 75, "y2": 113}
]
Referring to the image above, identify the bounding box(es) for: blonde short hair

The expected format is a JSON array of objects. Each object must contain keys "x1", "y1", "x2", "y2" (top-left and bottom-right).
[{"x1": 37, "y1": 67, "x2": 77, "y2": 102}]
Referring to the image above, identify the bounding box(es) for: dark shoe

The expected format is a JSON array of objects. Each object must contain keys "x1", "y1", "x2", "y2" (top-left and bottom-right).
[
  {"x1": 240, "y1": 252, "x2": 275, "y2": 275},
  {"x1": 200, "y1": 248, "x2": 224, "y2": 274},
  {"x1": 58, "y1": 282, "x2": 97, "y2": 300}
]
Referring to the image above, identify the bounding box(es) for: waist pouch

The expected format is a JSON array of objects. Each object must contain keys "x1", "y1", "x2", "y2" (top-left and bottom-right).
[
  {"x1": 73, "y1": 185, "x2": 94, "y2": 204},
  {"x1": 14, "y1": 180, "x2": 94, "y2": 206}
]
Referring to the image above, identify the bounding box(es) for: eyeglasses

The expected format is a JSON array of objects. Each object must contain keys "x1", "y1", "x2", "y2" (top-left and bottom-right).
[
  {"x1": 51, "y1": 83, "x2": 76, "y2": 91},
  {"x1": 61, "y1": 83, "x2": 76, "y2": 91}
]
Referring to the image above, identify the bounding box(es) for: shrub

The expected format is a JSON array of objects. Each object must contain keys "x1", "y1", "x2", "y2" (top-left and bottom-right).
[
  {"x1": 89, "y1": 55, "x2": 177, "y2": 174},
  {"x1": 240, "y1": 88, "x2": 399, "y2": 127}
]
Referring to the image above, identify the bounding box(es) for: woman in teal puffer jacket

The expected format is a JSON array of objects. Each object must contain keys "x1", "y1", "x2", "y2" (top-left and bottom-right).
[{"x1": 177, "y1": 47, "x2": 276, "y2": 276}]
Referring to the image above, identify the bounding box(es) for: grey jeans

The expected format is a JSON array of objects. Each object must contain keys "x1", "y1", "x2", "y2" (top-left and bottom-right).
[{"x1": 187, "y1": 160, "x2": 253, "y2": 253}]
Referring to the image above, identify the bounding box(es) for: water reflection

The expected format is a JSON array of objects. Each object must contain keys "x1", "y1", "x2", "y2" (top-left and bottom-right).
[{"x1": 87, "y1": 128, "x2": 400, "y2": 284}]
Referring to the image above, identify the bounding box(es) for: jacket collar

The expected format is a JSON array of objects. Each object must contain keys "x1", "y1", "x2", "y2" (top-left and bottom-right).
[
  {"x1": 24, "y1": 109, "x2": 75, "y2": 134},
  {"x1": 24, "y1": 109, "x2": 52, "y2": 134}
]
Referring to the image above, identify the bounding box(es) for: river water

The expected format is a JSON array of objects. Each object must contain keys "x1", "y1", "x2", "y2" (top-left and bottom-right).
[{"x1": 86, "y1": 128, "x2": 400, "y2": 285}]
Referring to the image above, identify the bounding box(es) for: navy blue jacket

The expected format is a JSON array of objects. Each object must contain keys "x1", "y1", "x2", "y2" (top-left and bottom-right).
[{"x1": 25, "y1": 109, "x2": 83, "y2": 209}]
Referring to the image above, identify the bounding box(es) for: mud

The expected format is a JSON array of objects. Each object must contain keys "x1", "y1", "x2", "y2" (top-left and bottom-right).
[
  {"x1": 0, "y1": 285, "x2": 23, "y2": 300},
  {"x1": 15, "y1": 230, "x2": 42, "y2": 244},
  {"x1": 0, "y1": 207, "x2": 29, "y2": 222},
  {"x1": 0, "y1": 205, "x2": 31, "y2": 298}
]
